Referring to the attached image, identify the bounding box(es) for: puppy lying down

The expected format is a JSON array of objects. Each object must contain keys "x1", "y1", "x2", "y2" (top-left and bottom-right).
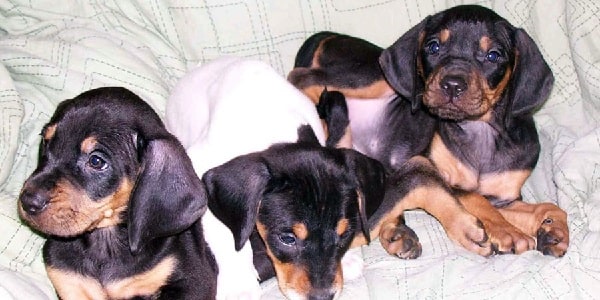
[{"x1": 166, "y1": 57, "x2": 371, "y2": 299}]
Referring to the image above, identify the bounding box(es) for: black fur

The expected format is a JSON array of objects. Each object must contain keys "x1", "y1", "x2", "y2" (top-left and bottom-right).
[
  {"x1": 18, "y1": 87, "x2": 217, "y2": 299},
  {"x1": 203, "y1": 125, "x2": 385, "y2": 298},
  {"x1": 289, "y1": 4, "x2": 566, "y2": 258}
]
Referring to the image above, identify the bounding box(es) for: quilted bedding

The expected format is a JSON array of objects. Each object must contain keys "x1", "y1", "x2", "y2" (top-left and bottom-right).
[{"x1": 0, "y1": 0, "x2": 598, "y2": 299}]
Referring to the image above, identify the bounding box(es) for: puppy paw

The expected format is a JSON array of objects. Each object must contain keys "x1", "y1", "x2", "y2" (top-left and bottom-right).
[
  {"x1": 483, "y1": 220, "x2": 535, "y2": 255},
  {"x1": 445, "y1": 215, "x2": 492, "y2": 257},
  {"x1": 380, "y1": 223, "x2": 422, "y2": 259},
  {"x1": 535, "y1": 204, "x2": 569, "y2": 257}
]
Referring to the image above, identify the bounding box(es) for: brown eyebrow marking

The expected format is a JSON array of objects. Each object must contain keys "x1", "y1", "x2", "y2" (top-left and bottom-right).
[
  {"x1": 336, "y1": 218, "x2": 349, "y2": 236},
  {"x1": 440, "y1": 29, "x2": 451, "y2": 43},
  {"x1": 44, "y1": 124, "x2": 57, "y2": 140},
  {"x1": 480, "y1": 36, "x2": 492, "y2": 52},
  {"x1": 80, "y1": 136, "x2": 98, "y2": 154},
  {"x1": 292, "y1": 223, "x2": 308, "y2": 240}
]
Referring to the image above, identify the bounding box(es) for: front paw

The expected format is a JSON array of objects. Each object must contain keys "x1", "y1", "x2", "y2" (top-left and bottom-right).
[
  {"x1": 444, "y1": 214, "x2": 492, "y2": 256},
  {"x1": 379, "y1": 223, "x2": 422, "y2": 259},
  {"x1": 483, "y1": 220, "x2": 535, "y2": 255},
  {"x1": 536, "y1": 205, "x2": 569, "y2": 257}
]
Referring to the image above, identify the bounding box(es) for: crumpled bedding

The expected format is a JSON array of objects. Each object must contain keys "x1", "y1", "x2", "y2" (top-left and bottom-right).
[{"x1": 0, "y1": 0, "x2": 598, "y2": 299}]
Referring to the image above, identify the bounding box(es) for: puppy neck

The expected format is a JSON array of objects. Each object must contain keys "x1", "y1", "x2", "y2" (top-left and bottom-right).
[{"x1": 82, "y1": 226, "x2": 128, "y2": 258}]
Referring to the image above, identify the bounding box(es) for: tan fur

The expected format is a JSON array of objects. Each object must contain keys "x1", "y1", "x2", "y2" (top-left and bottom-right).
[
  {"x1": 19, "y1": 178, "x2": 132, "y2": 236},
  {"x1": 105, "y1": 256, "x2": 176, "y2": 299},
  {"x1": 440, "y1": 29, "x2": 451, "y2": 43},
  {"x1": 429, "y1": 133, "x2": 479, "y2": 191},
  {"x1": 293, "y1": 222, "x2": 308, "y2": 240},
  {"x1": 301, "y1": 80, "x2": 394, "y2": 105},
  {"x1": 80, "y1": 136, "x2": 98, "y2": 154},
  {"x1": 499, "y1": 201, "x2": 569, "y2": 256},
  {"x1": 458, "y1": 192, "x2": 535, "y2": 253},
  {"x1": 47, "y1": 256, "x2": 176, "y2": 299},
  {"x1": 365, "y1": 156, "x2": 489, "y2": 256},
  {"x1": 257, "y1": 222, "x2": 318, "y2": 298},
  {"x1": 478, "y1": 170, "x2": 531, "y2": 201},
  {"x1": 46, "y1": 267, "x2": 107, "y2": 300},
  {"x1": 479, "y1": 36, "x2": 492, "y2": 52},
  {"x1": 44, "y1": 124, "x2": 57, "y2": 141},
  {"x1": 336, "y1": 218, "x2": 349, "y2": 236}
]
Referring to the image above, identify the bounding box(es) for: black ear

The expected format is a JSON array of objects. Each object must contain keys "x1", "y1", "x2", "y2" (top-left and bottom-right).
[
  {"x1": 506, "y1": 28, "x2": 554, "y2": 121},
  {"x1": 128, "y1": 136, "x2": 207, "y2": 254},
  {"x1": 296, "y1": 124, "x2": 321, "y2": 145},
  {"x1": 203, "y1": 154, "x2": 271, "y2": 251},
  {"x1": 342, "y1": 149, "x2": 386, "y2": 243},
  {"x1": 379, "y1": 16, "x2": 430, "y2": 111}
]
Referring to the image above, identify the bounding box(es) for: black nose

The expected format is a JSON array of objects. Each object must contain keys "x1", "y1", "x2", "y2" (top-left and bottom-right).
[
  {"x1": 440, "y1": 75, "x2": 467, "y2": 98},
  {"x1": 19, "y1": 189, "x2": 49, "y2": 215}
]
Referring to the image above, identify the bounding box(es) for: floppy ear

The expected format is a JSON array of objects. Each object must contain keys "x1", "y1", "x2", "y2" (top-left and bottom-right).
[
  {"x1": 506, "y1": 28, "x2": 554, "y2": 121},
  {"x1": 128, "y1": 136, "x2": 208, "y2": 254},
  {"x1": 342, "y1": 149, "x2": 386, "y2": 243},
  {"x1": 296, "y1": 124, "x2": 322, "y2": 146},
  {"x1": 203, "y1": 154, "x2": 271, "y2": 251},
  {"x1": 379, "y1": 16, "x2": 430, "y2": 110}
]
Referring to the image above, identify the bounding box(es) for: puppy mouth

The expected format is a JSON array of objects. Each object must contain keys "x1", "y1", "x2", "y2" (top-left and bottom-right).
[
  {"x1": 423, "y1": 69, "x2": 489, "y2": 120},
  {"x1": 18, "y1": 180, "x2": 130, "y2": 237},
  {"x1": 19, "y1": 201, "x2": 108, "y2": 237}
]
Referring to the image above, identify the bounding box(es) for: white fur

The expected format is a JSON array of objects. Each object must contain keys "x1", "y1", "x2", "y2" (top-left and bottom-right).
[{"x1": 165, "y1": 56, "x2": 325, "y2": 300}]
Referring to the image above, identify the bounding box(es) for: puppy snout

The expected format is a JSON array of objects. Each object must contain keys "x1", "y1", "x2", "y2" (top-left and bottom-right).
[
  {"x1": 19, "y1": 189, "x2": 49, "y2": 215},
  {"x1": 440, "y1": 75, "x2": 467, "y2": 98}
]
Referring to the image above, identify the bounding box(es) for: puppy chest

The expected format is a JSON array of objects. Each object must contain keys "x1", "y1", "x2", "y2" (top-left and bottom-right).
[
  {"x1": 346, "y1": 96, "x2": 391, "y2": 155},
  {"x1": 429, "y1": 122, "x2": 498, "y2": 190},
  {"x1": 46, "y1": 255, "x2": 176, "y2": 300}
]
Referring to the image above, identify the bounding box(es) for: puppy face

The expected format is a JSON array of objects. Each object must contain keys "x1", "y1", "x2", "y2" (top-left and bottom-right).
[
  {"x1": 256, "y1": 160, "x2": 360, "y2": 299},
  {"x1": 19, "y1": 95, "x2": 141, "y2": 236},
  {"x1": 418, "y1": 7, "x2": 514, "y2": 120},
  {"x1": 18, "y1": 87, "x2": 207, "y2": 253},
  {"x1": 204, "y1": 129, "x2": 385, "y2": 299},
  {"x1": 380, "y1": 5, "x2": 553, "y2": 124}
]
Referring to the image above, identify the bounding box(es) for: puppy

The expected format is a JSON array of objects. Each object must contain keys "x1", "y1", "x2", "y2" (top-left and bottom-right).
[
  {"x1": 203, "y1": 125, "x2": 385, "y2": 300},
  {"x1": 167, "y1": 56, "x2": 376, "y2": 299},
  {"x1": 289, "y1": 4, "x2": 569, "y2": 257},
  {"x1": 18, "y1": 87, "x2": 217, "y2": 299}
]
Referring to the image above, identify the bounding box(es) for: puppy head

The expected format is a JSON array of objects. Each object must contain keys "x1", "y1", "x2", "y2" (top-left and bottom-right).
[
  {"x1": 204, "y1": 127, "x2": 385, "y2": 299},
  {"x1": 18, "y1": 87, "x2": 207, "y2": 253},
  {"x1": 380, "y1": 5, "x2": 553, "y2": 123}
]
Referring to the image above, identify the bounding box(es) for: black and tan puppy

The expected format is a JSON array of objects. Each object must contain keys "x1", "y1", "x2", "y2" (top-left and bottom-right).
[
  {"x1": 289, "y1": 5, "x2": 569, "y2": 257},
  {"x1": 203, "y1": 125, "x2": 386, "y2": 300},
  {"x1": 17, "y1": 87, "x2": 217, "y2": 299}
]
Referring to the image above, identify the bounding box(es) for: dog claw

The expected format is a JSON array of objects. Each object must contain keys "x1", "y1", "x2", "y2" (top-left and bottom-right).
[
  {"x1": 380, "y1": 224, "x2": 422, "y2": 259},
  {"x1": 536, "y1": 227, "x2": 568, "y2": 257}
]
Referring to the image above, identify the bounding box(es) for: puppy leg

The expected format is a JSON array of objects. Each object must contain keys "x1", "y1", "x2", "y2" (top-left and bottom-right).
[
  {"x1": 370, "y1": 156, "x2": 492, "y2": 257},
  {"x1": 458, "y1": 193, "x2": 535, "y2": 254},
  {"x1": 498, "y1": 201, "x2": 569, "y2": 257}
]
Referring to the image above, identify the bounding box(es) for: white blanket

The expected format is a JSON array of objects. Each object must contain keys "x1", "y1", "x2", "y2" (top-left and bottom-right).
[{"x1": 0, "y1": 1, "x2": 598, "y2": 299}]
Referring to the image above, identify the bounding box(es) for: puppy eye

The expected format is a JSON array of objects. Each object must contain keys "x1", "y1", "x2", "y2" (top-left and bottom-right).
[
  {"x1": 486, "y1": 50, "x2": 502, "y2": 62},
  {"x1": 542, "y1": 218, "x2": 554, "y2": 225},
  {"x1": 278, "y1": 232, "x2": 297, "y2": 246},
  {"x1": 88, "y1": 154, "x2": 107, "y2": 170},
  {"x1": 426, "y1": 39, "x2": 440, "y2": 55}
]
